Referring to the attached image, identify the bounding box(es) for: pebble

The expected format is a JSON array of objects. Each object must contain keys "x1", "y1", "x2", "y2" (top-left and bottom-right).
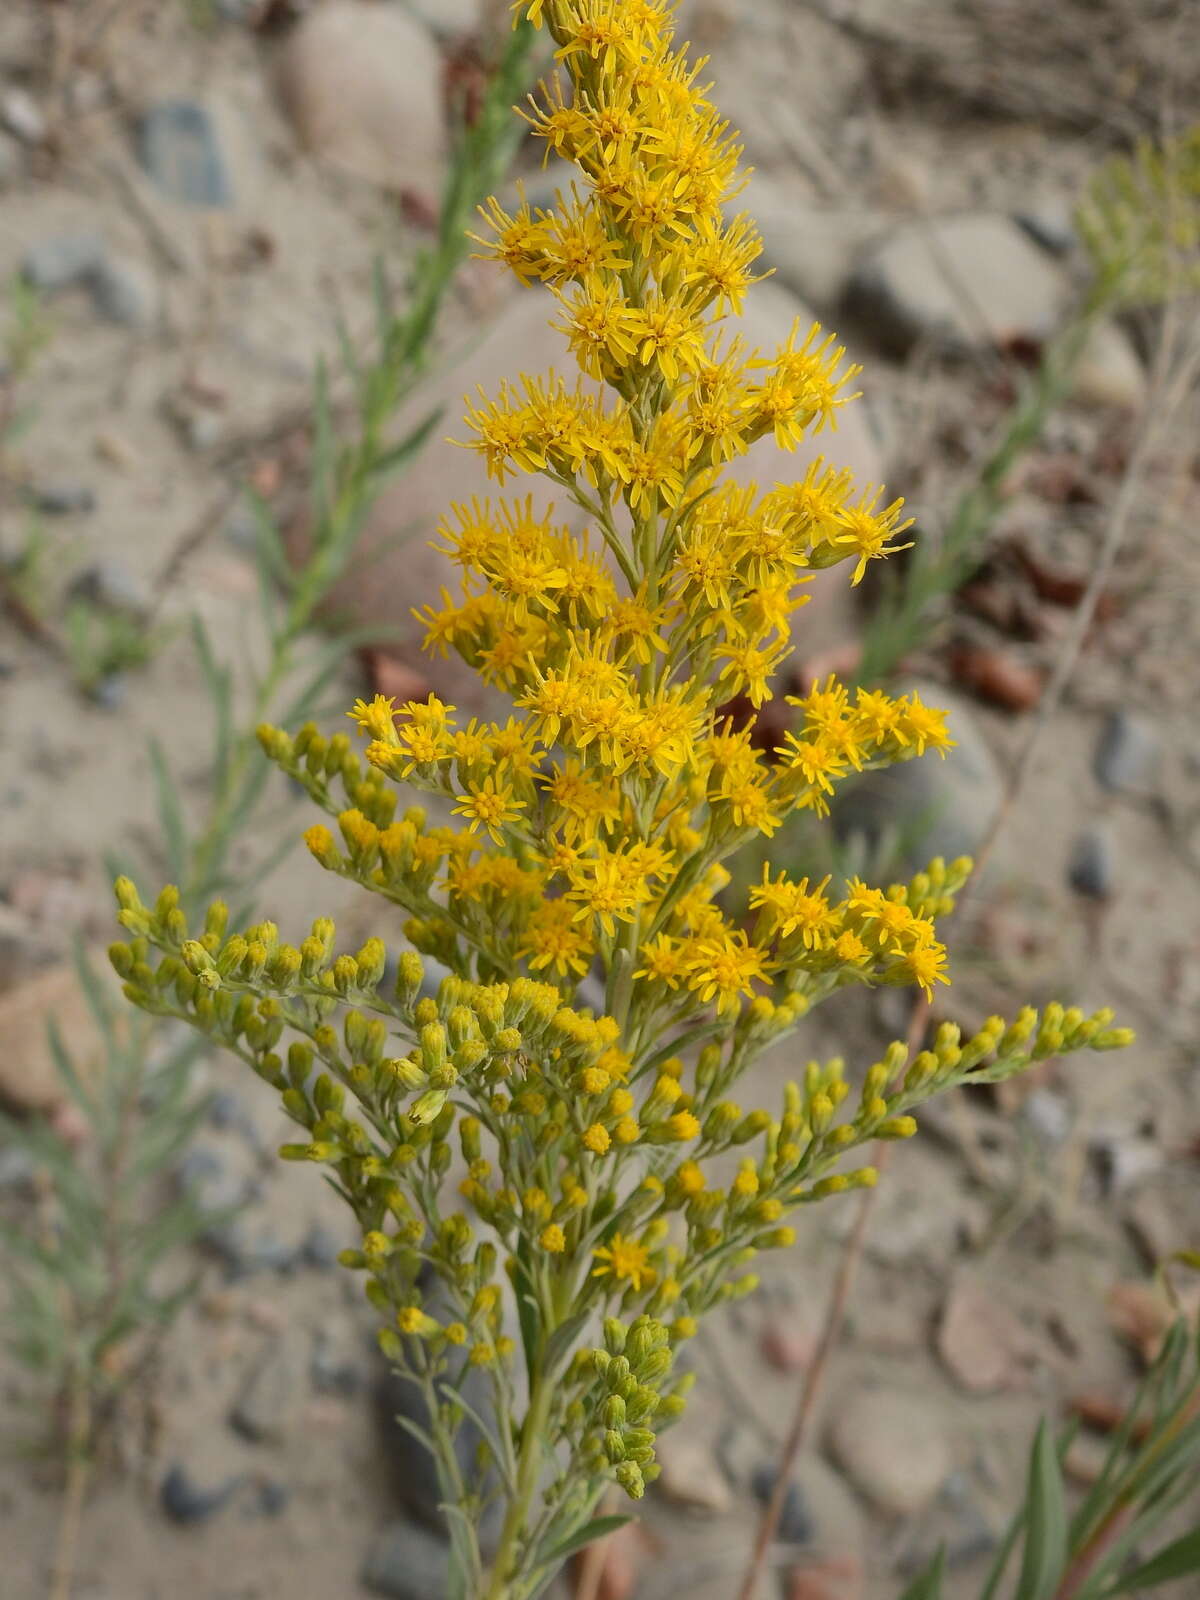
[
  {"x1": 751, "y1": 1462, "x2": 814, "y2": 1544},
  {"x1": 829, "y1": 1390, "x2": 952, "y2": 1517},
  {"x1": 300, "y1": 1219, "x2": 342, "y2": 1271},
  {"x1": 1067, "y1": 823, "x2": 1115, "y2": 900},
  {"x1": 399, "y1": 0, "x2": 482, "y2": 38},
  {"x1": 0, "y1": 1145, "x2": 38, "y2": 1189},
  {"x1": 88, "y1": 255, "x2": 160, "y2": 329},
  {"x1": 67, "y1": 559, "x2": 150, "y2": 619},
  {"x1": 375, "y1": 1274, "x2": 510, "y2": 1550},
  {"x1": 1070, "y1": 320, "x2": 1146, "y2": 411},
  {"x1": 0, "y1": 87, "x2": 46, "y2": 145},
  {"x1": 656, "y1": 1431, "x2": 733, "y2": 1516},
  {"x1": 1024, "y1": 1086, "x2": 1072, "y2": 1146},
  {"x1": 894, "y1": 1470, "x2": 998, "y2": 1575},
  {"x1": 1014, "y1": 196, "x2": 1077, "y2": 258},
  {"x1": 22, "y1": 233, "x2": 105, "y2": 293},
  {"x1": 845, "y1": 213, "x2": 1067, "y2": 357},
  {"x1": 786, "y1": 1554, "x2": 865, "y2": 1600},
  {"x1": 230, "y1": 1338, "x2": 302, "y2": 1444},
  {"x1": 311, "y1": 1318, "x2": 365, "y2": 1397},
  {"x1": 360, "y1": 1517, "x2": 450, "y2": 1600},
  {"x1": 137, "y1": 100, "x2": 233, "y2": 208},
  {"x1": 94, "y1": 429, "x2": 138, "y2": 470},
  {"x1": 160, "y1": 1461, "x2": 245, "y2": 1525},
  {"x1": 739, "y1": 172, "x2": 887, "y2": 315},
  {"x1": 1093, "y1": 708, "x2": 1161, "y2": 795},
  {"x1": 91, "y1": 674, "x2": 128, "y2": 712},
  {"x1": 255, "y1": 1479, "x2": 290, "y2": 1517},
  {"x1": 832, "y1": 681, "x2": 1002, "y2": 880},
  {"x1": 31, "y1": 481, "x2": 95, "y2": 516},
  {"x1": 722, "y1": 1426, "x2": 866, "y2": 1556},
  {"x1": 275, "y1": 4, "x2": 446, "y2": 202}
]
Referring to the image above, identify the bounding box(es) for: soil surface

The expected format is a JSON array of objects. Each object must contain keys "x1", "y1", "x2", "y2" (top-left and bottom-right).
[{"x1": 1, "y1": 3, "x2": 1199, "y2": 1598}]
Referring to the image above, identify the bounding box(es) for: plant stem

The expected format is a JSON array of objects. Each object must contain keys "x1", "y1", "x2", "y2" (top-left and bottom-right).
[
  {"x1": 48, "y1": 1373, "x2": 91, "y2": 1600},
  {"x1": 484, "y1": 1374, "x2": 553, "y2": 1600}
]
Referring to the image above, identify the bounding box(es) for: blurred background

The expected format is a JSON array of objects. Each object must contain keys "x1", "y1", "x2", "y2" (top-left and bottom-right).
[{"x1": 1, "y1": 1, "x2": 1199, "y2": 1597}]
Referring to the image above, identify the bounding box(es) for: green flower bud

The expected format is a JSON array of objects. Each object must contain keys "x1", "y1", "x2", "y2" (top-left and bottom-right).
[
  {"x1": 603, "y1": 1319, "x2": 627, "y2": 1355},
  {"x1": 732, "y1": 1109, "x2": 772, "y2": 1144},
  {"x1": 409, "y1": 1089, "x2": 448, "y2": 1126},
  {"x1": 602, "y1": 1395, "x2": 626, "y2": 1428},
  {"x1": 604, "y1": 1429, "x2": 626, "y2": 1464},
  {"x1": 181, "y1": 939, "x2": 220, "y2": 990},
  {"x1": 395, "y1": 950, "x2": 425, "y2": 1005},
  {"x1": 614, "y1": 1461, "x2": 644, "y2": 1500}
]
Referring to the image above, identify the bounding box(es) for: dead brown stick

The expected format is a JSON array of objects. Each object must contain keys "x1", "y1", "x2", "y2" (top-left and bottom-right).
[{"x1": 735, "y1": 994, "x2": 930, "y2": 1600}]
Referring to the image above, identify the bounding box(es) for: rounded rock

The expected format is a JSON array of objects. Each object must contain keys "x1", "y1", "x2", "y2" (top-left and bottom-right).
[
  {"x1": 845, "y1": 214, "x2": 1068, "y2": 357},
  {"x1": 828, "y1": 1389, "x2": 952, "y2": 1517},
  {"x1": 275, "y1": 3, "x2": 446, "y2": 202}
]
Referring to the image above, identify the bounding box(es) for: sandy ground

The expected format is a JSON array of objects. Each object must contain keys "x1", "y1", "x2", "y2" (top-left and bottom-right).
[{"x1": 1, "y1": 1, "x2": 1199, "y2": 1597}]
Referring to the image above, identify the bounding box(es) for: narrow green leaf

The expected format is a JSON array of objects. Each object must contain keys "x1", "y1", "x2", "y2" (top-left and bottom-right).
[
  {"x1": 311, "y1": 357, "x2": 335, "y2": 525},
  {"x1": 189, "y1": 614, "x2": 233, "y2": 789},
  {"x1": 536, "y1": 1514, "x2": 633, "y2": 1571},
  {"x1": 513, "y1": 1237, "x2": 538, "y2": 1391},
  {"x1": 543, "y1": 1310, "x2": 591, "y2": 1379},
  {"x1": 896, "y1": 1548, "x2": 945, "y2": 1600},
  {"x1": 44, "y1": 1020, "x2": 100, "y2": 1125},
  {"x1": 1016, "y1": 1421, "x2": 1070, "y2": 1600},
  {"x1": 436, "y1": 1380, "x2": 517, "y2": 1493},
  {"x1": 366, "y1": 407, "x2": 443, "y2": 488},
  {"x1": 148, "y1": 736, "x2": 187, "y2": 880}
]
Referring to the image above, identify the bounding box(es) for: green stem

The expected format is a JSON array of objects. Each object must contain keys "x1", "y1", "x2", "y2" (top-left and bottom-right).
[{"x1": 483, "y1": 1374, "x2": 554, "y2": 1600}]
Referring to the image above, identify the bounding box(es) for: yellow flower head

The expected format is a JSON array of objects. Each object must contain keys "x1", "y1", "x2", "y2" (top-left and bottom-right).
[{"x1": 592, "y1": 1231, "x2": 652, "y2": 1291}]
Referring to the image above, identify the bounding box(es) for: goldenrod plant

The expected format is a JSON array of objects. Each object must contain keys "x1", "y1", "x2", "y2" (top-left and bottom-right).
[{"x1": 114, "y1": 5, "x2": 1132, "y2": 1595}]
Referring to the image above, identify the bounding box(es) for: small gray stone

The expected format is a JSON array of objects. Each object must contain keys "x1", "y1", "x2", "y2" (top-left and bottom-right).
[
  {"x1": 1068, "y1": 824, "x2": 1114, "y2": 900},
  {"x1": 137, "y1": 100, "x2": 233, "y2": 208},
  {"x1": 750, "y1": 1461, "x2": 814, "y2": 1543},
  {"x1": 845, "y1": 213, "x2": 1067, "y2": 357},
  {"x1": 230, "y1": 1339, "x2": 301, "y2": 1444},
  {"x1": 361, "y1": 1517, "x2": 449, "y2": 1600},
  {"x1": 832, "y1": 682, "x2": 1001, "y2": 880},
  {"x1": 31, "y1": 482, "x2": 95, "y2": 516},
  {"x1": 1, "y1": 87, "x2": 46, "y2": 145},
  {"x1": 399, "y1": 0, "x2": 482, "y2": 38},
  {"x1": 301, "y1": 1219, "x2": 342, "y2": 1271},
  {"x1": 1070, "y1": 320, "x2": 1145, "y2": 411},
  {"x1": 656, "y1": 1431, "x2": 733, "y2": 1515},
  {"x1": 311, "y1": 1318, "x2": 365, "y2": 1396},
  {"x1": 375, "y1": 1273, "x2": 510, "y2": 1550},
  {"x1": 88, "y1": 255, "x2": 159, "y2": 329},
  {"x1": 160, "y1": 1461, "x2": 245, "y2": 1525},
  {"x1": 22, "y1": 233, "x2": 105, "y2": 293},
  {"x1": 829, "y1": 1389, "x2": 952, "y2": 1517},
  {"x1": 1024, "y1": 1087, "x2": 1072, "y2": 1146},
  {"x1": 91, "y1": 673, "x2": 128, "y2": 712},
  {"x1": 67, "y1": 558, "x2": 151, "y2": 620},
  {"x1": 721, "y1": 1428, "x2": 866, "y2": 1555},
  {"x1": 256, "y1": 1479, "x2": 290, "y2": 1517},
  {"x1": 1094, "y1": 709, "x2": 1161, "y2": 795},
  {"x1": 1014, "y1": 198, "x2": 1077, "y2": 258},
  {"x1": 0, "y1": 1145, "x2": 38, "y2": 1189}
]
